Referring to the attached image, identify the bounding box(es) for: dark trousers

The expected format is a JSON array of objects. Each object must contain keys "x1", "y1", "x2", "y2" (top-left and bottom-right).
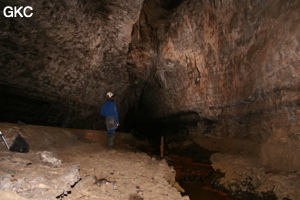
[{"x1": 107, "y1": 133, "x2": 115, "y2": 148}]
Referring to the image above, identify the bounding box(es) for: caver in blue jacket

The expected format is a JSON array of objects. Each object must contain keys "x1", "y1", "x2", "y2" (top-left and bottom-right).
[{"x1": 100, "y1": 100, "x2": 119, "y2": 135}]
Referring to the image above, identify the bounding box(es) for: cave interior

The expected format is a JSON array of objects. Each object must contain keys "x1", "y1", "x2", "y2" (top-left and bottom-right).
[{"x1": 1, "y1": 0, "x2": 300, "y2": 185}]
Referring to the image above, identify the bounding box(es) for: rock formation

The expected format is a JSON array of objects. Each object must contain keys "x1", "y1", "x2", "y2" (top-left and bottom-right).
[
  {"x1": 0, "y1": 122, "x2": 187, "y2": 200},
  {"x1": 128, "y1": 0, "x2": 300, "y2": 180},
  {"x1": 0, "y1": 0, "x2": 143, "y2": 128},
  {"x1": 1, "y1": 0, "x2": 300, "y2": 199}
]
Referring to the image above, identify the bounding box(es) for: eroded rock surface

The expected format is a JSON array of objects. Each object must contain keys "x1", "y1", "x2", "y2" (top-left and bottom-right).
[
  {"x1": 129, "y1": 0, "x2": 300, "y2": 178},
  {"x1": 0, "y1": 152, "x2": 80, "y2": 200},
  {"x1": 0, "y1": 0, "x2": 143, "y2": 128},
  {"x1": 1, "y1": 0, "x2": 300, "y2": 199},
  {"x1": 0, "y1": 122, "x2": 188, "y2": 200},
  {"x1": 211, "y1": 153, "x2": 300, "y2": 200}
]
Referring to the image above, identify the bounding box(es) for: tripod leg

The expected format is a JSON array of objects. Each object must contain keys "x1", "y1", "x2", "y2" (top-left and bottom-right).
[{"x1": 0, "y1": 131, "x2": 10, "y2": 150}]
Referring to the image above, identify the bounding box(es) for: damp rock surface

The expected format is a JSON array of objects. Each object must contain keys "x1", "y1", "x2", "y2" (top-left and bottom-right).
[
  {"x1": 0, "y1": 122, "x2": 188, "y2": 200},
  {"x1": 210, "y1": 152, "x2": 300, "y2": 200}
]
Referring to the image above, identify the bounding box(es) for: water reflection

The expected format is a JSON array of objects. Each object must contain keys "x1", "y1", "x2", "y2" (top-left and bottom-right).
[
  {"x1": 181, "y1": 182, "x2": 229, "y2": 200},
  {"x1": 140, "y1": 145, "x2": 233, "y2": 200},
  {"x1": 167, "y1": 154, "x2": 232, "y2": 200}
]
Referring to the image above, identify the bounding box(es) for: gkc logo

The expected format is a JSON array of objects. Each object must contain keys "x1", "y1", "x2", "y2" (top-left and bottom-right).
[{"x1": 3, "y1": 6, "x2": 33, "y2": 18}]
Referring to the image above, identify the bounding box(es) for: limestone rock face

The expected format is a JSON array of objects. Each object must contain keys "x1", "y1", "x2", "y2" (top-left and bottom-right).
[
  {"x1": 132, "y1": 0, "x2": 300, "y2": 119},
  {"x1": 0, "y1": 0, "x2": 143, "y2": 128},
  {"x1": 1, "y1": 0, "x2": 300, "y2": 174},
  {"x1": 128, "y1": 0, "x2": 300, "y2": 172},
  {"x1": 210, "y1": 153, "x2": 300, "y2": 200}
]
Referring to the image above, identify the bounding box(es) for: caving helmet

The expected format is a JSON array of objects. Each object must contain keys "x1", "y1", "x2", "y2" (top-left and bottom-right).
[{"x1": 106, "y1": 92, "x2": 114, "y2": 98}]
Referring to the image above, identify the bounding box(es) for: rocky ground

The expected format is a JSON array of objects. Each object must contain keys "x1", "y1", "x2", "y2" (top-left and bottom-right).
[
  {"x1": 193, "y1": 137, "x2": 300, "y2": 200},
  {"x1": 0, "y1": 122, "x2": 189, "y2": 200},
  {"x1": 1, "y1": 121, "x2": 300, "y2": 200}
]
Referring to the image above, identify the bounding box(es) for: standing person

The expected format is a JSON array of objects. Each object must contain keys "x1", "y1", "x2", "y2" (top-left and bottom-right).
[{"x1": 100, "y1": 92, "x2": 120, "y2": 149}]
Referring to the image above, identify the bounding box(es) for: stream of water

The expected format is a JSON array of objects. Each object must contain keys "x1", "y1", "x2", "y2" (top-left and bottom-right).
[
  {"x1": 168, "y1": 154, "x2": 231, "y2": 200},
  {"x1": 143, "y1": 145, "x2": 233, "y2": 200}
]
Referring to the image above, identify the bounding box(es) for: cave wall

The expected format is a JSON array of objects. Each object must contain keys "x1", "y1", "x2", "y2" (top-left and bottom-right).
[
  {"x1": 1, "y1": 0, "x2": 300, "y2": 171},
  {"x1": 0, "y1": 0, "x2": 143, "y2": 128},
  {"x1": 129, "y1": 0, "x2": 300, "y2": 171},
  {"x1": 136, "y1": 0, "x2": 300, "y2": 120}
]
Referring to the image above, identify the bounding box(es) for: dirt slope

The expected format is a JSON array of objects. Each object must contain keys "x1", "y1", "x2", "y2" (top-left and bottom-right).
[{"x1": 0, "y1": 122, "x2": 188, "y2": 200}]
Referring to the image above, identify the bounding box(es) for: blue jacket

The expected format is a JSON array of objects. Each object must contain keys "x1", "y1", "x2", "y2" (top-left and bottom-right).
[{"x1": 100, "y1": 101, "x2": 119, "y2": 123}]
